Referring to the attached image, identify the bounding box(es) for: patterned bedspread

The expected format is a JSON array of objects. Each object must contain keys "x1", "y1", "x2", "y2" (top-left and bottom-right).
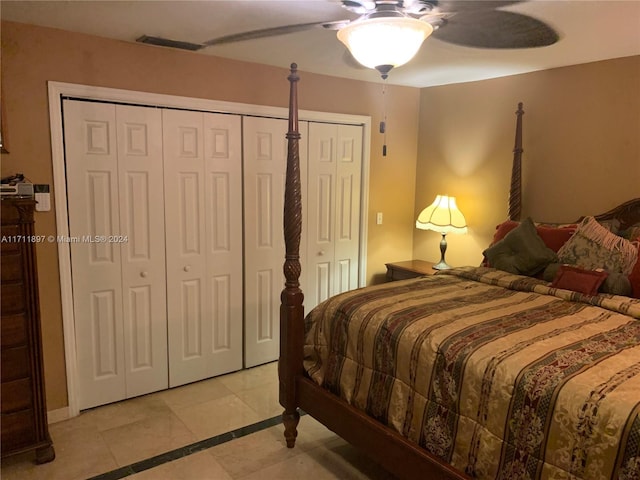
[{"x1": 303, "y1": 267, "x2": 640, "y2": 480}]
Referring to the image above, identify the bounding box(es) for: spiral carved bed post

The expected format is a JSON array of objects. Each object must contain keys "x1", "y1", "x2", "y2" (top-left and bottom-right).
[
  {"x1": 508, "y1": 102, "x2": 524, "y2": 221},
  {"x1": 279, "y1": 63, "x2": 304, "y2": 448}
]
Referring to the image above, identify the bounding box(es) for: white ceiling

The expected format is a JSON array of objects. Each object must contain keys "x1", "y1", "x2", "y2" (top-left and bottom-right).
[{"x1": 2, "y1": 0, "x2": 639, "y2": 88}]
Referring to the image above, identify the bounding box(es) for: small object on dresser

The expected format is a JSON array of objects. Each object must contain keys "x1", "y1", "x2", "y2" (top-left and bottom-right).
[{"x1": 385, "y1": 260, "x2": 437, "y2": 281}]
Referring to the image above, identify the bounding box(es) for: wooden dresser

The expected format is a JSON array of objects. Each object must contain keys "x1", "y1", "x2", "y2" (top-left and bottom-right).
[{"x1": 1, "y1": 197, "x2": 55, "y2": 463}]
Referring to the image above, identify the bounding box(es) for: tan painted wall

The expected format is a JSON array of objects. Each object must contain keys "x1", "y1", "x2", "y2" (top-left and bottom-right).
[
  {"x1": 1, "y1": 21, "x2": 420, "y2": 410},
  {"x1": 413, "y1": 56, "x2": 640, "y2": 269}
]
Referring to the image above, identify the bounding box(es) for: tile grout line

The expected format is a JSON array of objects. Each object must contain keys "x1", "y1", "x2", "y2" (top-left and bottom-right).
[{"x1": 86, "y1": 414, "x2": 286, "y2": 480}]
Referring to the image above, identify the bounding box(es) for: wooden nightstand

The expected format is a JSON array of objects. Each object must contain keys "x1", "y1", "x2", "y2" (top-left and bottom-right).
[{"x1": 385, "y1": 260, "x2": 437, "y2": 281}]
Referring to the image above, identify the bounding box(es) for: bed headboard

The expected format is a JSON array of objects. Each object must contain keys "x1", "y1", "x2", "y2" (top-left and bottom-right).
[{"x1": 592, "y1": 198, "x2": 640, "y2": 231}]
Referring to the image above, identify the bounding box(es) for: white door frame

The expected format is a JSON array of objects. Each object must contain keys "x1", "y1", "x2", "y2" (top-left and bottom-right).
[{"x1": 47, "y1": 81, "x2": 371, "y2": 418}]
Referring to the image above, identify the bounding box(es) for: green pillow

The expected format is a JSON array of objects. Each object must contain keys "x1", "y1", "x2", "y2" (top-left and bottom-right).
[
  {"x1": 600, "y1": 272, "x2": 632, "y2": 296},
  {"x1": 483, "y1": 217, "x2": 558, "y2": 276}
]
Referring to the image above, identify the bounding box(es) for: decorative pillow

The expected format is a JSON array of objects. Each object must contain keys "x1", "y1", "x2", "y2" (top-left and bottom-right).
[
  {"x1": 483, "y1": 217, "x2": 558, "y2": 276},
  {"x1": 600, "y1": 272, "x2": 632, "y2": 296},
  {"x1": 556, "y1": 216, "x2": 639, "y2": 275},
  {"x1": 490, "y1": 220, "x2": 576, "y2": 252},
  {"x1": 618, "y1": 224, "x2": 640, "y2": 241},
  {"x1": 551, "y1": 265, "x2": 609, "y2": 296},
  {"x1": 544, "y1": 263, "x2": 631, "y2": 296}
]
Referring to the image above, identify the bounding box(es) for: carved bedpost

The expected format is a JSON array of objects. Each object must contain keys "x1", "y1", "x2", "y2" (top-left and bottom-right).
[
  {"x1": 508, "y1": 102, "x2": 524, "y2": 221},
  {"x1": 279, "y1": 63, "x2": 305, "y2": 448}
]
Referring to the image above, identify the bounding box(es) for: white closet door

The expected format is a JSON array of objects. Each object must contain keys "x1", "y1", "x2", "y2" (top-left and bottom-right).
[
  {"x1": 163, "y1": 110, "x2": 242, "y2": 386},
  {"x1": 202, "y1": 113, "x2": 243, "y2": 377},
  {"x1": 243, "y1": 117, "x2": 308, "y2": 367},
  {"x1": 65, "y1": 100, "x2": 125, "y2": 409},
  {"x1": 116, "y1": 104, "x2": 168, "y2": 397},
  {"x1": 333, "y1": 124, "x2": 362, "y2": 295},
  {"x1": 65, "y1": 100, "x2": 168, "y2": 409},
  {"x1": 306, "y1": 123, "x2": 362, "y2": 311}
]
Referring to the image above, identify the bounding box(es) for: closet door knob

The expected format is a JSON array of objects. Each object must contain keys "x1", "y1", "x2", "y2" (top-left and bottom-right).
[
  {"x1": 140, "y1": 271, "x2": 148, "y2": 278},
  {"x1": 183, "y1": 265, "x2": 191, "y2": 272},
  {"x1": 318, "y1": 250, "x2": 325, "y2": 256}
]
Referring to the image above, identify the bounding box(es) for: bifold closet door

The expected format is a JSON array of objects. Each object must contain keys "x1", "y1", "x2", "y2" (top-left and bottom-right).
[
  {"x1": 306, "y1": 122, "x2": 362, "y2": 310},
  {"x1": 64, "y1": 100, "x2": 168, "y2": 410},
  {"x1": 243, "y1": 116, "x2": 308, "y2": 367},
  {"x1": 163, "y1": 110, "x2": 243, "y2": 387}
]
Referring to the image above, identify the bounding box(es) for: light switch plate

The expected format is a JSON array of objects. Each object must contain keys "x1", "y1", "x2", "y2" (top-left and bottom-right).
[{"x1": 34, "y1": 184, "x2": 51, "y2": 212}]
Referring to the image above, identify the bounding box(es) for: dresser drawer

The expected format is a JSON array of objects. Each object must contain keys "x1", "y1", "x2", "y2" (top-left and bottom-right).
[
  {"x1": 0, "y1": 282, "x2": 26, "y2": 315},
  {"x1": 1, "y1": 410, "x2": 36, "y2": 451},
  {"x1": 0, "y1": 346, "x2": 30, "y2": 382},
  {"x1": 1, "y1": 378, "x2": 33, "y2": 413},
  {"x1": 1, "y1": 313, "x2": 28, "y2": 348},
  {"x1": 1, "y1": 253, "x2": 24, "y2": 282}
]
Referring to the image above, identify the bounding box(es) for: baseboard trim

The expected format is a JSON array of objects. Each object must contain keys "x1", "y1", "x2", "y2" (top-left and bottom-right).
[{"x1": 47, "y1": 406, "x2": 70, "y2": 424}]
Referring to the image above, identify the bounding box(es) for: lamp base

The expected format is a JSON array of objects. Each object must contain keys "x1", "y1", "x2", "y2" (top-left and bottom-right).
[
  {"x1": 432, "y1": 260, "x2": 452, "y2": 270},
  {"x1": 432, "y1": 233, "x2": 451, "y2": 270}
]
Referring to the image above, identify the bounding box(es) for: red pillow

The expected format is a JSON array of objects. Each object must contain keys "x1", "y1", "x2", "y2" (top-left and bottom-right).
[
  {"x1": 492, "y1": 221, "x2": 519, "y2": 240},
  {"x1": 551, "y1": 265, "x2": 608, "y2": 296},
  {"x1": 537, "y1": 225, "x2": 578, "y2": 252},
  {"x1": 491, "y1": 221, "x2": 576, "y2": 252}
]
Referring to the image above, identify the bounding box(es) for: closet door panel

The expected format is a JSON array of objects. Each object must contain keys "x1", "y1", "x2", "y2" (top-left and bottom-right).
[
  {"x1": 243, "y1": 118, "x2": 307, "y2": 367},
  {"x1": 307, "y1": 123, "x2": 337, "y2": 310},
  {"x1": 306, "y1": 123, "x2": 362, "y2": 311},
  {"x1": 64, "y1": 100, "x2": 126, "y2": 409},
  {"x1": 243, "y1": 117, "x2": 286, "y2": 368},
  {"x1": 164, "y1": 110, "x2": 242, "y2": 386},
  {"x1": 334, "y1": 124, "x2": 362, "y2": 295},
  {"x1": 115, "y1": 105, "x2": 168, "y2": 397},
  {"x1": 163, "y1": 110, "x2": 208, "y2": 386},
  {"x1": 203, "y1": 113, "x2": 242, "y2": 374}
]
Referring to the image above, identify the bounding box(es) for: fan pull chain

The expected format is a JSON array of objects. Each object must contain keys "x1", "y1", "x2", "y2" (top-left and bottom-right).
[{"x1": 380, "y1": 78, "x2": 388, "y2": 156}]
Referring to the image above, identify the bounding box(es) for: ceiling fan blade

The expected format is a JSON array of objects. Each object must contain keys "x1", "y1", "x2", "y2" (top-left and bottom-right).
[
  {"x1": 202, "y1": 20, "x2": 349, "y2": 47},
  {"x1": 432, "y1": 10, "x2": 558, "y2": 48}
]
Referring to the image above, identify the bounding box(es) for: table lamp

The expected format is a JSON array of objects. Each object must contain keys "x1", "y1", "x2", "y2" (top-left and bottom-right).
[{"x1": 416, "y1": 195, "x2": 468, "y2": 270}]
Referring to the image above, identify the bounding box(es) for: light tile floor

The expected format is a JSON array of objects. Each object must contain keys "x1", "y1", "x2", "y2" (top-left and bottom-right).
[{"x1": 1, "y1": 362, "x2": 397, "y2": 480}]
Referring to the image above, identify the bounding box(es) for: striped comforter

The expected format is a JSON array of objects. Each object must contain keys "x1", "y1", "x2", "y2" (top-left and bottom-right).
[{"x1": 303, "y1": 267, "x2": 640, "y2": 479}]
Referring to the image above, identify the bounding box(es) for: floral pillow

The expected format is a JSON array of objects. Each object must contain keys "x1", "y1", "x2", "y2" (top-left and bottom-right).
[{"x1": 556, "y1": 216, "x2": 639, "y2": 276}]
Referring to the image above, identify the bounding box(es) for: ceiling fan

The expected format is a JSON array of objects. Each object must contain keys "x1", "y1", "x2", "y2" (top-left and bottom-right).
[{"x1": 137, "y1": 0, "x2": 559, "y2": 77}]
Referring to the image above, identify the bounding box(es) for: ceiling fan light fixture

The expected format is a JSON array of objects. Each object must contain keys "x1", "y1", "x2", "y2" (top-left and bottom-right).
[{"x1": 337, "y1": 16, "x2": 433, "y2": 72}]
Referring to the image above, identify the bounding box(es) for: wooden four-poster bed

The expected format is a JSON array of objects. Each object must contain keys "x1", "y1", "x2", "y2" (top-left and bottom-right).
[{"x1": 278, "y1": 64, "x2": 640, "y2": 480}]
